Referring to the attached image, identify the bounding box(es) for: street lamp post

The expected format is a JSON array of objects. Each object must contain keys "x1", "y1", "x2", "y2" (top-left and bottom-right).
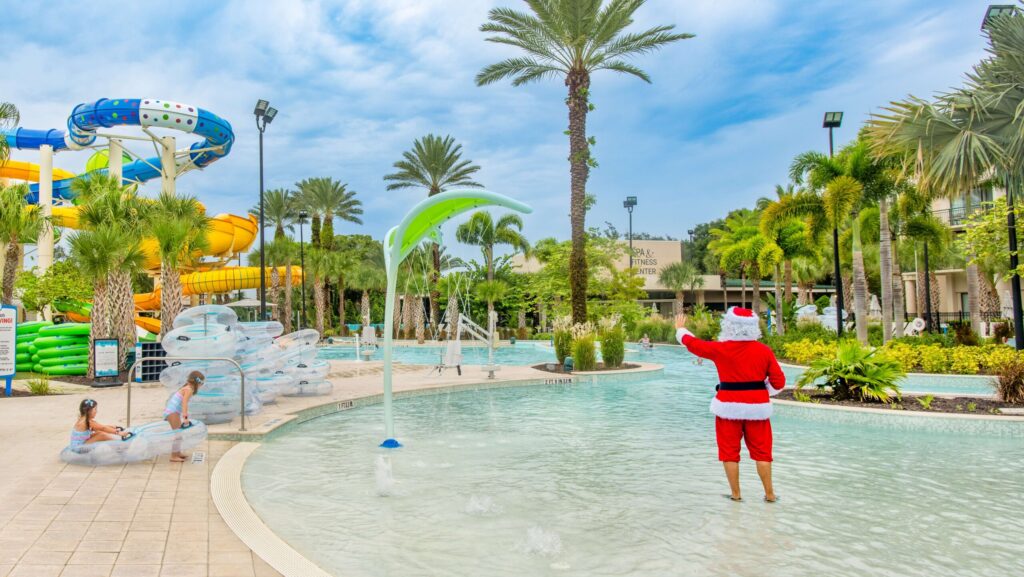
[
  {"x1": 254, "y1": 100, "x2": 278, "y2": 321},
  {"x1": 824, "y1": 111, "x2": 845, "y2": 336},
  {"x1": 983, "y1": 5, "x2": 1024, "y2": 350},
  {"x1": 298, "y1": 210, "x2": 308, "y2": 330},
  {"x1": 623, "y1": 196, "x2": 637, "y2": 269}
]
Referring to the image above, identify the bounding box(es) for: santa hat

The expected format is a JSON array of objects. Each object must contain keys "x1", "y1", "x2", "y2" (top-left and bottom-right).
[{"x1": 718, "y1": 307, "x2": 762, "y2": 342}]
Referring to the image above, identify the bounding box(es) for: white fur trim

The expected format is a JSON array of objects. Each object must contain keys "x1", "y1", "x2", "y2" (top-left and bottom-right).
[
  {"x1": 717, "y1": 318, "x2": 762, "y2": 342},
  {"x1": 675, "y1": 328, "x2": 693, "y2": 345},
  {"x1": 766, "y1": 381, "x2": 783, "y2": 397},
  {"x1": 710, "y1": 398, "x2": 773, "y2": 420}
]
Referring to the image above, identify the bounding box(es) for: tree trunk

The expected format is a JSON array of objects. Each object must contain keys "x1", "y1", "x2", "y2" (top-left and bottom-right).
[
  {"x1": 566, "y1": 70, "x2": 591, "y2": 324},
  {"x1": 414, "y1": 296, "x2": 425, "y2": 344},
  {"x1": 313, "y1": 277, "x2": 326, "y2": 336},
  {"x1": 842, "y1": 275, "x2": 854, "y2": 314},
  {"x1": 403, "y1": 291, "x2": 416, "y2": 339},
  {"x1": 892, "y1": 239, "x2": 906, "y2": 336},
  {"x1": 538, "y1": 303, "x2": 546, "y2": 333},
  {"x1": 878, "y1": 197, "x2": 893, "y2": 343},
  {"x1": 851, "y1": 216, "x2": 869, "y2": 345},
  {"x1": 783, "y1": 259, "x2": 793, "y2": 301},
  {"x1": 447, "y1": 292, "x2": 459, "y2": 338},
  {"x1": 393, "y1": 292, "x2": 402, "y2": 339},
  {"x1": 430, "y1": 245, "x2": 441, "y2": 331},
  {"x1": 270, "y1": 267, "x2": 281, "y2": 322},
  {"x1": 674, "y1": 290, "x2": 684, "y2": 315},
  {"x1": 334, "y1": 274, "x2": 343, "y2": 337},
  {"x1": 110, "y1": 271, "x2": 136, "y2": 369},
  {"x1": 979, "y1": 271, "x2": 1000, "y2": 314},
  {"x1": 321, "y1": 213, "x2": 334, "y2": 250},
  {"x1": 915, "y1": 270, "x2": 940, "y2": 323},
  {"x1": 87, "y1": 280, "x2": 109, "y2": 379},
  {"x1": 774, "y1": 263, "x2": 785, "y2": 336},
  {"x1": 966, "y1": 262, "x2": 982, "y2": 335},
  {"x1": 2, "y1": 240, "x2": 19, "y2": 303},
  {"x1": 160, "y1": 265, "x2": 183, "y2": 338},
  {"x1": 311, "y1": 215, "x2": 322, "y2": 248},
  {"x1": 283, "y1": 261, "x2": 293, "y2": 334}
]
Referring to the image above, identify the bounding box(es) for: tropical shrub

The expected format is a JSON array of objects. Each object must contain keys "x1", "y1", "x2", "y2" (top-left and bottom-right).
[
  {"x1": 631, "y1": 316, "x2": 674, "y2": 343},
  {"x1": 783, "y1": 339, "x2": 837, "y2": 366},
  {"x1": 814, "y1": 295, "x2": 831, "y2": 313},
  {"x1": 599, "y1": 316, "x2": 625, "y2": 369},
  {"x1": 991, "y1": 321, "x2": 1012, "y2": 343},
  {"x1": 951, "y1": 321, "x2": 979, "y2": 347},
  {"x1": 994, "y1": 355, "x2": 1024, "y2": 403},
  {"x1": 533, "y1": 332, "x2": 553, "y2": 341},
  {"x1": 686, "y1": 305, "x2": 720, "y2": 341},
  {"x1": 797, "y1": 340, "x2": 904, "y2": 403},
  {"x1": 786, "y1": 321, "x2": 839, "y2": 343},
  {"x1": 572, "y1": 322, "x2": 597, "y2": 371},
  {"x1": 553, "y1": 316, "x2": 573, "y2": 364},
  {"x1": 26, "y1": 376, "x2": 51, "y2": 396}
]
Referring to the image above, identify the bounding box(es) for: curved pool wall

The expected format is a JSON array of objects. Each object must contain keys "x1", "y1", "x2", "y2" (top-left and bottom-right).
[
  {"x1": 319, "y1": 343, "x2": 1000, "y2": 396},
  {"x1": 243, "y1": 357, "x2": 1024, "y2": 577}
]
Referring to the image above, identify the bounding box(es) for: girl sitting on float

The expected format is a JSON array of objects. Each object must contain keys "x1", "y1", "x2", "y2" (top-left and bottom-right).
[{"x1": 71, "y1": 399, "x2": 130, "y2": 447}]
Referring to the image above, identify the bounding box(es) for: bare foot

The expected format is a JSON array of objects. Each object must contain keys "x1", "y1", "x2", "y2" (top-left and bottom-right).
[
  {"x1": 765, "y1": 493, "x2": 778, "y2": 503},
  {"x1": 724, "y1": 494, "x2": 742, "y2": 502},
  {"x1": 170, "y1": 454, "x2": 187, "y2": 463}
]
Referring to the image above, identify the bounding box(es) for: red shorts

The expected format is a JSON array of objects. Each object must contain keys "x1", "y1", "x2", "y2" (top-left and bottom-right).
[{"x1": 715, "y1": 417, "x2": 773, "y2": 462}]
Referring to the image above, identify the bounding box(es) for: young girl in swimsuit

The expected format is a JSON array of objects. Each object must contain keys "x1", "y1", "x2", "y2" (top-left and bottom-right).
[
  {"x1": 164, "y1": 371, "x2": 204, "y2": 462},
  {"x1": 71, "y1": 399, "x2": 129, "y2": 447}
]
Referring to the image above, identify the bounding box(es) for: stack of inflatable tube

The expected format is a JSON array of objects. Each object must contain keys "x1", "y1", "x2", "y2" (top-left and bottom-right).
[
  {"x1": 30, "y1": 323, "x2": 91, "y2": 376},
  {"x1": 16, "y1": 321, "x2": 53, "y2": 372},
  {"x1": 60, "y1": 420, "x2": 207, "y2": 466},
  {"x1": 277, "y1": 329, "x2": 333, "y2": 398}
]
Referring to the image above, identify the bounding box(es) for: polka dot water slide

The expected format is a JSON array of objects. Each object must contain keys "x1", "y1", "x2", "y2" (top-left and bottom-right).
[{"x1": 0, "y1": 97, "x2": 234, "y2": 202}]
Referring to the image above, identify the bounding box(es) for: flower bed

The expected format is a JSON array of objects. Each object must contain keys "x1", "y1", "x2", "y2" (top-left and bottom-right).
[{"x1": 781, "y1": 339, "x2": 1023, "y2": 375}]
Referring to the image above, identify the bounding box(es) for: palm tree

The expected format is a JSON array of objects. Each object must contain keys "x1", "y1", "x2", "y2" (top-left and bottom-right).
[
  {"x1": 477, "y1": 1, "x2": 692, "y2": 323},
  {"x1": 146, "y1": 192, "x2": 209, "y2": 336},
  {"x1": 0, "y1": 184, "x2": 46, "y2": 303},
  {"x1": 73, "y1": 174, "x2": 148, "y2": 364},
  {"x1": 328, "y1": 249, "x2": 352, "y2": 334},
  {"x1": 708, "y1": 209, "x2": 770, "y2": 315},
  {"x1": 0, "y1": 102, "x2": 18, "y2": 162},
  {"x1": 296, "y1": 177, "x2": 363, "y2": 250},
  {"x1": 475, "y1": 279, "x2": 508, "y2": 344},
  {"x1": 69, "y1": 225, "x2": 144, "y2": 375},
  {"x1": 384, "y1": 134, "x2": 482, "y2": 328},
  {"x1": 350, "y1": 251, "x2": 386, "y2": 328},
  {"x1": 304, "y1": 248, "x2": 331, "y2": 335},
  {"x1": 249, "y1": 188, "x2": 297, "y2": 241},
  {"x1": 658, "y1": 261, "x2": 703, "y2": 314},
  {"x1": 455, "y1": 211, "x2": 529, "y2": 317}
]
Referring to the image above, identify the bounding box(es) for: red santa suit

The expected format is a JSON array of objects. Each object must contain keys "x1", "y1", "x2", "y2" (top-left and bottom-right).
[{"x1": 676, "y1": 307, "x2": 785, "y2": 462}]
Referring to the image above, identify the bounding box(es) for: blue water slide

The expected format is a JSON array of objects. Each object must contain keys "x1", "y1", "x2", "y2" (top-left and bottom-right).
[{"x1": 1, "y1": 98, "x2": 234, "y2": 203}]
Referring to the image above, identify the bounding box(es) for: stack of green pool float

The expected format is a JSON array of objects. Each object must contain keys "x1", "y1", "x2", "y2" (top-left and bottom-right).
[{"x1": 17, "y1": 322, "x2": 91, "y2": 376}]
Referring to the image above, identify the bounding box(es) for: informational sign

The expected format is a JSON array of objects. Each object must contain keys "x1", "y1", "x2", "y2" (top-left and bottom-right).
[
  {"x1": 94, "y1": 338, "x2": 119, "y2": 378},
  {"x1": 0, "y1": 305, "x2": 16, "y2": 396}
]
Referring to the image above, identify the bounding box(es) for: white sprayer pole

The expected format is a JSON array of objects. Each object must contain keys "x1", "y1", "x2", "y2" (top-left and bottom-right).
[
  {"x1": 109, "y1": 138, "x2": 123, "y2": 182},
  {"x1": 37, "y1": 145, "x2": 54, "y2": 274},
  {"x1": 160, "y1": 136, "x2": 175, "y2": 197},
  {"x1": 381, "y1": 260, "x2": 399, "y2": 445}
]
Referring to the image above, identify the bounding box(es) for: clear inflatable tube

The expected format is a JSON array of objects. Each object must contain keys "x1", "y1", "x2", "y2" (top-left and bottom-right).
[
  {"x1": 286, "y1": 359, "x2": 331, "y2": 381},
  {"x1": 60, "y1": 420, "x2": 207, "y2": 466},
  {"x1": 162, "y1": 323, "x2": 237, "y2": 358},
  {"x1": 286, "y1": 379, "x2": 333, "y2": 397},
  {"x1": 237, "y1": 321, "x2": 284, "y2": 339},
  {"x1": 173, "y1": 305, "x2": 239, "y2": 329},
  {"x1": 276, "y1": 329, "x2": 320, "y2": 349}
]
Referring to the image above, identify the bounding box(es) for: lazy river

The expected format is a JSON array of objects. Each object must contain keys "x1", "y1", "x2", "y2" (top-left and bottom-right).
[{"x1": 242, "y1": 345, "x2": 1023, "y2": 576}]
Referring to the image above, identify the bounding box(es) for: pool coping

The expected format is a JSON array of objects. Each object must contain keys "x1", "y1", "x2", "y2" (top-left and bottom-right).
[
  {"x1": 778, "y1": 360, "x2": 1000, "y2": 383},
  {"x1": 773, "y1": 398, "x2": 1024, "y2": 422},
  {"x1": 211, "y1": 362, "x2": 665, "y2": 577}
]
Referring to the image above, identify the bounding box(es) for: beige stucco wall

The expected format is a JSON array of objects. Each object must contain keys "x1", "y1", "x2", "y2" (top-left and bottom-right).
[{"x1": 511, "y1": 240, "x2": 684, "y2": 291}]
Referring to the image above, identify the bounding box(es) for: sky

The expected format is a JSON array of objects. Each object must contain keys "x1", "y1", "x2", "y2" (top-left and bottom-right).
[{"x1": 0, "y1": 0, "x2": 996, "y2": 263}]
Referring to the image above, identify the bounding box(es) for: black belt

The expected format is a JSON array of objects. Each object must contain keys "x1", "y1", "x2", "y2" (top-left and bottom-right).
[{"x1": 716, "y1": 381, "x2": 766, "y2": 391}]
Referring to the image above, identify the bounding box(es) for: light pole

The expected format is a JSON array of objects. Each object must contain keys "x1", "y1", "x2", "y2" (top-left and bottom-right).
[
  {"x1": 254, "y1": 99, "x2": 278, "y2": 321},
  {"x1": 983, "y1": 5, "x2": 1024, "y2": 350},
  {"x1": 623, "y1": 196, "x2": 637, "y2": 268},
  {"x1": 298, "y1": 210, "x2": 308, "y2": 330},
  {"x1": 824, "y1": 111, "x2": 844, "y2": 335}
]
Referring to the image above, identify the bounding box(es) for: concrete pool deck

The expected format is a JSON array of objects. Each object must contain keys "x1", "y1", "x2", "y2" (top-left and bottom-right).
[{"x1": 0, "y1": 358, "x2": 602, "y2": 577}]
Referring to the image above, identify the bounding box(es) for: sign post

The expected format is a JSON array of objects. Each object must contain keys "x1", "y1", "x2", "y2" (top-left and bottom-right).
[
  {"x1": 0, "y1": 305, "x2": 16, "y2": 396},
  {"x1": 92, "y1": 338, "x2": 120, "y2": 388}
]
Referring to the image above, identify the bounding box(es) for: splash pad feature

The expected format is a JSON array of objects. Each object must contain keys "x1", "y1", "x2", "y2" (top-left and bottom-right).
[{"x1": 379, "y1": 190, "x2": 531, "y2": 448}]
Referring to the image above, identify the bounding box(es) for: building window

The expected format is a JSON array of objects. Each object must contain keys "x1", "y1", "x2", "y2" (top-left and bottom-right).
[
  {"x1": 951, "y1": 188, "x2": 994, "y2": 225},
  {"x1": 960, "y1": 292, "x2": 969, "y2": 314}
]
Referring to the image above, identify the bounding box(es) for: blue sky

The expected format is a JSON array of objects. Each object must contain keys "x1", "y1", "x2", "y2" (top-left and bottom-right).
[{"x1": 0, "y1": 0, "x2": 993, "y2": 262}]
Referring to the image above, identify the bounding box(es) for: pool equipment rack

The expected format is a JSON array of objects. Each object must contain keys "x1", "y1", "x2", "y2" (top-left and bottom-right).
[{"x1": 127, "y1": 355, "x2": 246, "y2": 430}]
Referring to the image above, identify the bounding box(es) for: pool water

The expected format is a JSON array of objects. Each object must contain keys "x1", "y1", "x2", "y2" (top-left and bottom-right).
[{"x1": 245, "y1": 346, "x2": 1023, "y2": 577}]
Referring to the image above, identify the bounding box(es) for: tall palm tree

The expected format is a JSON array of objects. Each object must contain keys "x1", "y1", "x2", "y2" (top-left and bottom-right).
[
  {"x1": 249, "y1": 188, "x2": 297, "y2": 241},
  {"x1": 385, "y1": 134, "x2": 482, "y2": 328},
  {"x1": 0, "y1": 184, "x2": 46, "y2": 303},
  {"x1": 303, "y1": 248, "x2": 331, "y2": 335},
  {"x1": 708, "y1": 209, "x2": 771, "y2": 315},
  {"x1": 350, "y1": 250, "x2": 386, "y2": 327},
  {"x1": 455, "y1": 211, "x2": 529, "y2": 317},
  {"x1": 476, "y1": 279, "x2": 508, "y2": 343},
  {"x1": 296, "y1": 177, "x2": 363, "y2": 249},
  {"x1": 146, "y1": 192, "x2": 209, "y2": 336},
  {"x1": 477, "y1": 1, "x2": 692, "y2": 323},
  {"x1": 0, "y1": 102, "x2": 18, "y2": 162},
  {"x1": 69, "y1": 225, "x2": 144, "y2": 375},
  {"x1": 658, "y1": 261, "x2": 703, "y2": 314},
  {"x1": 73, "y1": 174, "x2": 148, "y2": 364}
]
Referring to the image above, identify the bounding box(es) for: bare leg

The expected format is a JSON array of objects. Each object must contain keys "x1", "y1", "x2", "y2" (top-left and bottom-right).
[
  {"x1": 756, "y1": 461, "x2": 776, "y2": 502},
  {"x1": 165, "y1": 414, "x2": 187, "y2": 462},
  {"x1": 722, "y1": 461, "x2": 741, "y2": 500}
]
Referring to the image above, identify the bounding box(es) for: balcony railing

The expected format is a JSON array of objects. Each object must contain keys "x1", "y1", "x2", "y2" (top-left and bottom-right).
[{"x1": 932, "y1": 205, "x2": 989, "y2": 227}]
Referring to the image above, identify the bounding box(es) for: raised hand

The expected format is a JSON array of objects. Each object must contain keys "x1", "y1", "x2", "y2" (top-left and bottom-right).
[{"x1": 674, "y1": 313, "x2": 688, "y2": 329}]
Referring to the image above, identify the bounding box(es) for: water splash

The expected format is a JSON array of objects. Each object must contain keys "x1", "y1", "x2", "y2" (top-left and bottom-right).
[
  {"x1": 516, "y1": 526, "x2": 562, "y2": 557},
  {"x1": 464, "y1": 495, "x2": 502, "y2": 516},
  {"x1": 375, "y1": 455, "x2": 396, "y2": 497}
]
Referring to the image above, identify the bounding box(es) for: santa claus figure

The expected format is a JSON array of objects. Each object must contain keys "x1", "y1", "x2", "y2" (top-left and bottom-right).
[{"x1": 675, "y1": 307, "x2": 784, "y2": 502}]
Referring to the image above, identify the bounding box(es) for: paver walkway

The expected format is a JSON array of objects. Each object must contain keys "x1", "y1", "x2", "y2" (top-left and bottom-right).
[{"x1": 0, "y1": 359, "x2": 549, "y2": 577}]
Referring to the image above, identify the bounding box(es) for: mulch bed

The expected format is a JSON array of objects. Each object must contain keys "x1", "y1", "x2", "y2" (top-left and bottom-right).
[
  {"x1": 777, "y1": 389, "x2": 1023, "y2": 416},
  {"x1": 533, "y1": 362, "x2": 642, "y2": 374}
]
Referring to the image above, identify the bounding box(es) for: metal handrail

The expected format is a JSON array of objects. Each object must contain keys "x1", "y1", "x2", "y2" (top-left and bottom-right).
[{"x1": 126, "y1": 356, "x2": 246, "y2": 431}]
